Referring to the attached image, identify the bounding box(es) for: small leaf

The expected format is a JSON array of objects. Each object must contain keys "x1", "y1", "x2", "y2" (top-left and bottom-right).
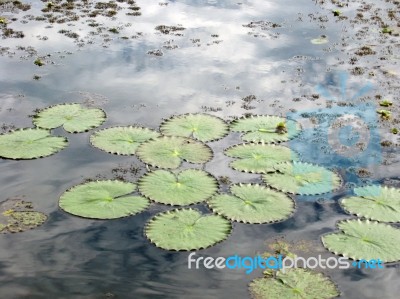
[
  {"x1": 145, "y1": 208, "x2": 232, "y2": 250},
  {"x1": 160, "y1": 113, "x2": 228, "y2": 142},
  {"x1": 0, "y1": 128, "x2": 68, "y2": 160},
  {"x1": 34, "y1": 103, "x2": 106, "y2": 133},
  {"x1": 59, "y1": 180, "x2": 150, "y2": 219}
]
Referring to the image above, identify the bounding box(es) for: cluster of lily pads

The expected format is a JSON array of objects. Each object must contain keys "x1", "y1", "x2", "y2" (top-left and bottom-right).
[{"x1": 1, "y1": 103, "x2": 400, "y2": 298}]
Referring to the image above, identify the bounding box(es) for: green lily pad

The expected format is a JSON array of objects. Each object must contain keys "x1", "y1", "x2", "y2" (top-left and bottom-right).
[
  {"x1": 340, "y1": 185, "x2": 400, "y2": 222},
  {"x1": 249, "y1": 269, "x2": 339, "y2": 299},
  {"x1": 225, "y1": 143, "x2": 298, "y2": 173},
  {"x1": 33, "y1": 103, "x2": 106, "y2": 133},
  {"x1": 145, "y1": 208, "x2": 232, "y2": 250},
  {"x1": 136, "y1": 136, "x2": 213, "y2": 169},
  {"x1": 138, "y1": 169, "x2": 218, "y2": 205},
  {"x1": 208, "y1": 184, "x2": 295, "y2": 223},
  {"x1": 263, "y1": 162, "x2": 342, "y2": 195},
  {"x1": 322, "y1": 219, "x2": 400, "y2": 262},
  {"x1": 230, "y1": 115, "x2": 301, "y2": 143},
  {"x1": 59, "y1": 180, "x2": 150, "y2": 219},
  {"x1": 160, "y1": 113, "x2": 228, "y2": 142},
  {"x1": 0, "y1": 128, "x2": 68, "y2": 160},
  {"x1": 90, "y1": 126, "x2": 160, "y2": 155}
]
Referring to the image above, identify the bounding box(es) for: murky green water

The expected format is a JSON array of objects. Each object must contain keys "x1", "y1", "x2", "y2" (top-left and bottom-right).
[{"x1": 1, "y1": 0, "x2": 399, "y2": 298}]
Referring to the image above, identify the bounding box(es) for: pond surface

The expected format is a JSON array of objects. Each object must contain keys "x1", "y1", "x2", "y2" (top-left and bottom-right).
[{"x1": 1, "y1": 0, "x2": 400, "y2": 298}]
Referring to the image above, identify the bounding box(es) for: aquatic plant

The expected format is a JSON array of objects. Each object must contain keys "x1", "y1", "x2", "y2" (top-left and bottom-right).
[
  {"x1": 262, "y1": 162, "x2": 342, "y2": 195},
  {"x1": 136, "y1": 136, "x2": 213, "y2": 169},
  {"x1": 379, "y1": 100, "x2": 393, "y2": 107},
  {"x1": 160, "y1": 113, "x2": 228, "y2": 142},
  {"x1": 377, "y1": 109, "x2": 391, "y2": 120},
  {"x1": 311, "y1": 36, "x2": 329, "y2": 44},
  {"x1": 34, "y1": 103, "x2": 106, "y2": 133},
  {"x1": 322, "y1": 219, "x2": 400, "y2": 262},
  {"x1": 208, "y1": 184, "x2": 295, "y2": 223},
  {"x1": 34, "y1": 58, "x2": 45, "y2": 66},
  {"x1": 59, "y1": 180, "x2": 150, "y2": 219},
  {"x1": 138, "y1": 169, "x2": 218, "y2": 205},
  {"x1": 230, "y1": 115, "x2": 301, "y2": 143},
  {"x1": 145, "y1": 208, "x2": 232, "y2": 250},
  {"x1": 249, "y1": 269, "x2": 339, "y2": 299},
  {"x1": 225, "y1": 143, "x2": 297, "y2": 173},
  {"x1": 391, "y1": 128, "x2": 398, "y2": 134},
  {"x1": 340, "y1": 185, "x2": 400, "y2": 222},
  {"x1": 332, "y1": 10, "x2": 341, "y2": 16},
  {"x1": 90, "y1": 126, "x2": 159, "y2": 155},
  {"x1": 0, "y1": 128, "x2": 68, "y2": 159}
]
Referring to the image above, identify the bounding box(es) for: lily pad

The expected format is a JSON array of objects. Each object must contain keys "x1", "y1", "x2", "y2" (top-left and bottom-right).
[
  {"x1": 90, "y1": 126, "x2": 160, "y2": 155},
  {"x1": 230, "y1": 115, "x2": 301, "y2": 143},
  {"x1": 138, "y1": 169, "x2": 218, "y2": 205},
  {"x1": 59, "y1": 180, "x2": 150, "y2": 219},
  {"x1": 263, "y1": 162, "x2": 342, "y2": 195},
  {"x1": 208, "y1": 184, "x2": 295, "y2": 223},
  {"x1": 0, "y1": 128, "x2": 68, "y2": 160},
  {"x1": 160, "y1": 114, "x2": 228, "y2": 142},
  {"x1": 136, "y1": 136, "x2": 213, "y2": 169},
  {"x1": 33, "y1": 103, "x2": 106, "y2": 133},
  {"x1": 145, "y1": 208, "x2": 232, "y2": 250},
  {"x1": 340, "y1": 185, "x2": 400, "y2": 222},
  {"x1": 249, "y1": 269, "x2": 339, "y2": 299},
  {"x1": 225, "y1": 143, "x2": 298, "y2": 173},
  {"x1": 322, "y1": 219, "x2": 400, "y2": 262}
]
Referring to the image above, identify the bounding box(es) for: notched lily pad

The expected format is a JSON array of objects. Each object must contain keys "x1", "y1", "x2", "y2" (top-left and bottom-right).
[
  {"x1": 249, "y1": 268, "x2": 339, "y2": 299},
  {"x1": 225, "y1": 143, "x2": 298, "y2": 173},
  {"x1": 208, "y1": 184, "x2": 295, "y2": 223},
  {"x1": 340, "y1": 185, "x2": 400, "y2": 222},
  {"x1": 136, "y1": 136, "x2": 213, "y2": 169},
  {"x1": 138, "y1": 169, "x2": 218, "y2": 205},
  {"x1": 263, "y1": 162, "x2": 342, "y2": 195},
  {"x1": 59, "y1": 180, "x2": 150, "y2": 219},
  {"x1": 90, "y1": 126, "x2": 160, "y2": 155},
  {"x1": 230, "y1": 115, "x2": 301, "y2": 143},
  {"x1": 33, "y1": 103, "x2": 106, "y2": 133},
  {"x1": 322, "y1": 219, "x2": 400, "y2": 262},
  {"x1": 0, "y1": 128, "x2": 68, "y2": 160},
  {"x1": 145, "y1": 208, "x2": 232, "y2": 251},
  {"x1": 0, "y1": 198, "x2": 47, "y2": 233},
  {"x1": 160, "y1": 113, "x2": 228, "y2": 142}
]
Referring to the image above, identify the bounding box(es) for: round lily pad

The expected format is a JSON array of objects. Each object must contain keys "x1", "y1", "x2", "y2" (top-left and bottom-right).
[
  {"x1": 0, "y1": 128, "x2": 68, "y2": 160},
  {"x1": 230, "y1": 115, "x2": 301, "y2": 143},
  {"x1": 263, "y1": 162, "x2": 342, "y2": 195},
  {"x1": 138, "y1": 169, "x2": 218, "y2": 205},
  {"x1": 59, "y1": 180, "x2": 150, "y2": 219},
  {"x1": 145, "y1": 208, "x2": 232, "y2": 250},
  {"x1": 160, "y1": 113, "x2": 228, "y2": 142},
  {"x1": 33, "y1": 103, "x2": 106, "y2": 133},
  {"x1": 136, "y1": 136, "x2": 213, "y2": 169},
  {"x1": 322, "y1": 219, "x2": 400, "y2": 262},
  {"x1": 225, "y1": 143, "x2": 298, "y2": 173},
  {"x1": 249, "y1": 269, "x2": 339, "y2": 299},
  {"x1": 208, "y1": 184, "x2": 295, "y2": 223},
  {"x1": 340, "y1": 185, "x2": 400, "y2": 222},
  {"x1": 90, "y1": 126, "x2": 160, "y2": 155}
]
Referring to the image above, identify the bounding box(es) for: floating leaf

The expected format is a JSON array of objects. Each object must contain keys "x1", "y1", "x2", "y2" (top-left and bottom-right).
[
  {"x1": 225, "y1": 143, "x2": 298, "y2": 173},
  {"x1": 230, "y1": 115, "x2": 301, "y2": 143},
  {"x1": 208, "y1": 184, "x2": 295, "y2": 223},
  {"x1": 160, "y1": 114, "x2": 228, "y2": 142},
  {"x1": 136, "y1": 136, "x2": 213, "y2": 169},
  {"x1": 90, "y1": 126, "x2": 160, "y2": 155},
  {"x1": 59, "y1": 180, "x2": 150, "y2": 219},
  {"x1": 322, "y1": 219, "x2": 400, "y2": 262},
  {"x1": 249, "y1": 269, "x2": 339, "y2": 299},
  {"x1": 340, "y1": 185, "x2": 400, "y2": 222},
  {"x1": 263, "y1": 162, "x2": 341, "y2": 195},
  {"x1": 145, "y1": 208, "x2": 232, "y2": 250},
  {"x1": 34, "y1": 103, "x2": 106, "y2": 133},
  {"x1": 139, "y1": 169, "x2": 218, "y2": 205},
  {"x1": 311, "y1": 36, "x2": 329, "y2": 44},
  {"x1": 0, "y1": 128, "x2": 68, "y2": 160}
]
